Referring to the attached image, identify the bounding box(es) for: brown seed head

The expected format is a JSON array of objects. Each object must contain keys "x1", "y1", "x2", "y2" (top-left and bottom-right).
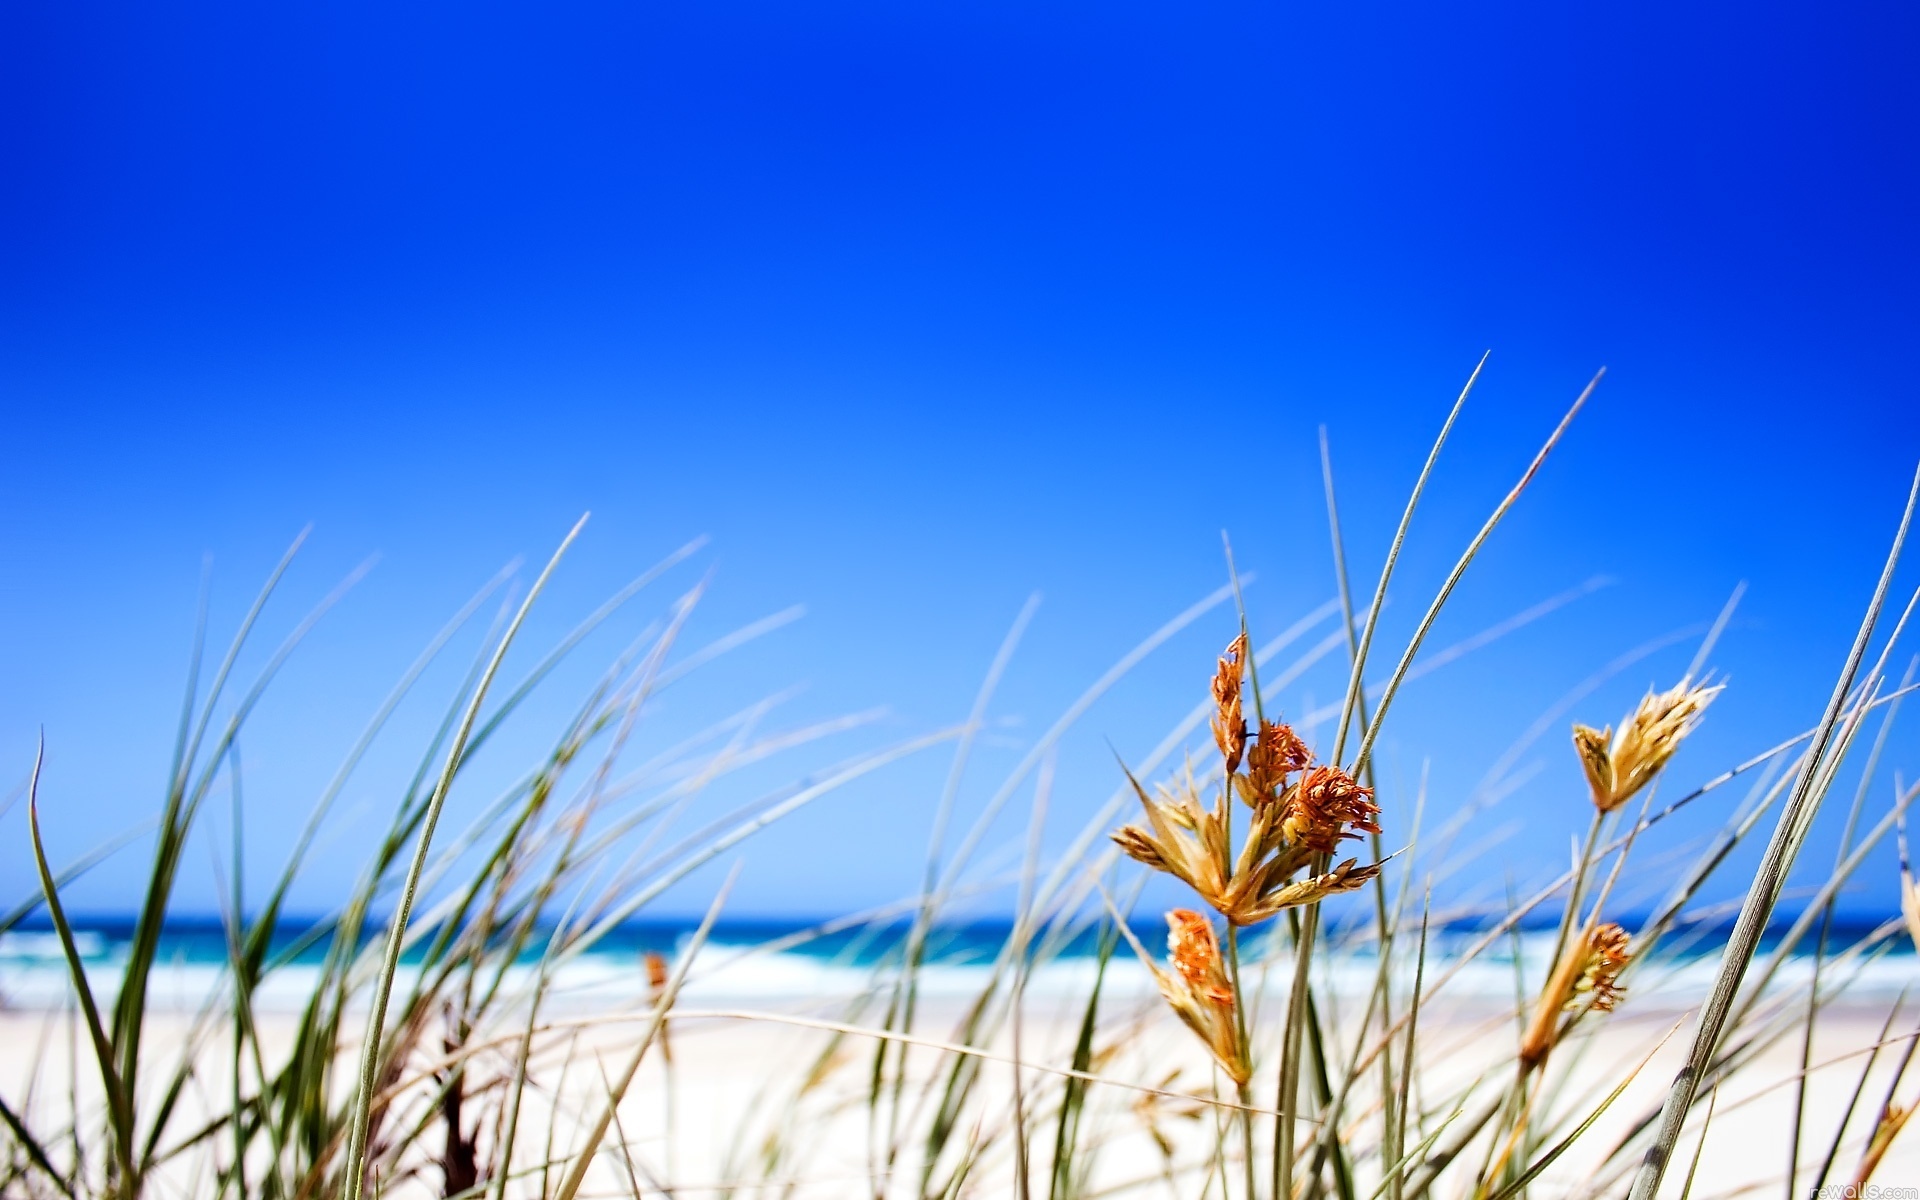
[
  {"x1": 1210, "y1": 634, "x2": 1248, "y2": 773},
  {"x1": 1571, "y1": 724, "x2": 1614, "y2": 809},
  {"x1": 1166, "y1": 908, "x2": 1233, "y2": 1005},
  {"x1": 1149, "y1": 908, "x2": 1248, "y2": 1082},
  {"x1": 1574, "y1": 679, "x2": 1721, "y2": 812},
  {"x1": 1283, "y1": 765, "x2": 1381, "y2": 855},
  {"x1": 644, "y1": 951, "x2": 669, "y2": 994},
  {"x1": 1235, "y1": 857, "x2": 1382, "y2": 923},
  {"x1": 1243, "y1": 719, "x2": 1312, "y2": 805},
  {"x1": 1855, "y1": 1102, "x2": 1915, "y2": 1189},
  {"x1": 1521, "y1": 921, "x2": 1634, "y2": 1068},
  {"x1": 1113, "y1": 770, "x2": 1235, "y2": 911},
  {"x1": 1111, "y1": 644, "x2": 1386, "y2": 932},
  {"x1": 1112, "y1": 825, "x2": 1171, "y2": 872},
  {"x1": 1571, "y1": 923, "x2": 1632, "y2": 1012},
  {"x1": 1156, "y1": 780, "x2": 1201, "y2": 831}
]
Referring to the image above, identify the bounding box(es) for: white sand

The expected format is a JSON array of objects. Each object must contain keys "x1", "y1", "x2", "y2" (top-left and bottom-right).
[{"x1": 4, "y1": 994, "x2": 1917, "y2": 1198}]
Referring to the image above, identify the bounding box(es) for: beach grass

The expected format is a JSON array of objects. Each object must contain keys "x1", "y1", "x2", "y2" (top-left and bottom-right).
[{"x1": 6, "y1": 362, "x2": 1920, "y2": 1200}]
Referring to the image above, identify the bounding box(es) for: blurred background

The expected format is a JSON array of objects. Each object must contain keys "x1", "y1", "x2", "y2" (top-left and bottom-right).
[{"x1": 3, "y1": 0, "x2": 1918, "y2": 920}]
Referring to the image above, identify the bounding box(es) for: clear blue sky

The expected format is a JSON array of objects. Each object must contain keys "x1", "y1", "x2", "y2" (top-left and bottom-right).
[{"x1": 4, "y1": 0, "x2": 1918, "y2": 919}]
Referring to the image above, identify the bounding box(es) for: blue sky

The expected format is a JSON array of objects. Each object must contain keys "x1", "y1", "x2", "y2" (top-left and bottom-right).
[{"x1": 3, "y1": 0, "x2": 1918, "y2": 919}]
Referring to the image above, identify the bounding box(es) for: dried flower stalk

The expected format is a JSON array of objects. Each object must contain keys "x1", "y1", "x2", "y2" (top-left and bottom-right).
[
  {"x1": 1211, "y1": 634, "x2": 1249, "y2": 773},
  {"x1": 1519, "y1": 921, "x2": 1632, "y2": 1069},
  {"x1": 1147, "y1": 910, "x2": 1250, "y2": 1084},
  {"x1": 1242, "y1": 718, "x2": 1310, "y2": 805},
  {"x1": 1854, "y1": 1102, "x2": 1913, "y2": 1190},
  {"x1": 1114, "y1": 753, "x2": 1379, "y2": 925},
  {"x1": 1573, "y1": 678, "x2": 1720, "y2": 812},
  {"x1": 1113, "y1": 634, "x2": 1390, "y2": 1101},
  {"x1": 645, "y1": 951, "x2": 674, "y2": 1063},
  {"x1": 1113, "y1": 636, "x2": 1384, "y2": 925},
  {"x1": 1903, "y1": 872, "x2": 1920, "y2": 958}
]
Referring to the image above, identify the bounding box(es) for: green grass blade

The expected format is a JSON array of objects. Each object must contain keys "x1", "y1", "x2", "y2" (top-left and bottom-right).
[
  {"x1": 935, "y1": 581, "x2": 1239, "y2": 906},
  {"x1": 1315, "y1": 431, "x2": 1393, "y2": 1200},
  {"x1": 1369, "y1": 1102, "x2": 1468, "y2": 1200},
  {"x1": 0, "y1": 819, "x2": 155, "y2": 938},
  {"x1": 1287, "y1": 368, "x2": 1592, "y2": 1200},
  {"x1": 25, "y1": 739, "x2": 134, "y2": 1191},
  {"x1": 246, "y1": 559, "x2": 517, "y2": 968},
  {"x1": 341, "y1": 513, "x2": 588, "y2": 1200},
  {"x1": 555, "y1": 729, "x2": 959, "y2": 968},
  {"x1": 1330, "y1": 353, "x2": 1484, "y2": 767},
  {"x1": 112, "y1": 531, "x2": 307, "y2": 1149},
  {"x1": 1049, "y1": 914, "x2": 1118, "y2": 1200},
  {"x1": 0, "y1": 1091, "x2": 76, "y2": 1199},
  {"x1": 464, "y1": 534, "x2": 709, "y2": 754},
  {"x1": 163, "y1": 557, "x2": 213, "y2": 832},
  {"x1": 1389, "y1": 893, "x2": 1431, "y2": 1200},
  {"x1": 118, "y1": 552, "x2": 373, "y2": 1146},
  {"x1": 1348, "y1": 370, "x2": 1597, "y2": 776}
]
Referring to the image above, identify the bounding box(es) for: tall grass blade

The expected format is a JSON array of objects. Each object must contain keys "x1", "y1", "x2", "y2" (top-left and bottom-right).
[
  {"x1": 1048, "y1": 915, "x2": 1119, "y2": 1200},
  {"x1": 1488, "y1": 1022, "x2": 1682, "y2": 1200},
  {"x1": 1674, "y1": 1088, "x2": 1716, "y2": 1200},
  {"x1": 1331, "y1": 352, "x2": 1486, "y2": 766},
  {"x1": 1348, "y1": 370, "x2": 1598, "y2": 775},
  {"x1": 1813, "y1": 993, "x2": 1908, "y2": 1191},
  {"x1": 341, "y1": 514, "x2": 588, "y2": 1200},
  {"x1": 1388, "y1": 893, "x2": 1430, "y2": 1200},
  {"x1": 0, "y1": 1083, "x2": 74, "y2": 1196},
  {"x1": 552, "y1": 862, "x2": 738, "y2": 1200},
  {"x1": 1628, "y1": 461, "x2": 1920, "y2": 1200},
  {"x1": 1286, "y1": 368, "x2": 1594, "y2": 1200},
  {"x1": 25, "y1": 738, "x2": 134, "y2": 1191},
  {"x1": 0, "y1": 820, "x2": 156, "y2": 938}
]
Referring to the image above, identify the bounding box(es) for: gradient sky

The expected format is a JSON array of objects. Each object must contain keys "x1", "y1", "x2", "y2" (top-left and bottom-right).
[{"x1": 4, "y1": 0, "x2": 1919, "y2": 920}]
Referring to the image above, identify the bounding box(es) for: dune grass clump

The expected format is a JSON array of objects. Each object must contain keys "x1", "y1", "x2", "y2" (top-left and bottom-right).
[{"x1": 5, "y1": 359, "x2": 1920, "y2": 1200}]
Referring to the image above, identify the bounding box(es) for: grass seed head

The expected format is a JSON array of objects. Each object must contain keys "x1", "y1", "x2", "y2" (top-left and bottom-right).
[
  {"x1": 1267, "y1": 856, "x2": 1380, "y2": 908},
  {"x1": 1240, "y1": 719, "x2": 1312, "y2": 807},
  {"x1": 1521, "y1": 921, "x2": 1633, "y2": 1068},
  {"x1": 1571, "y1": 922, "x2": 1632, "y2": 1013},
  {"x1": 1112, "y1": 770, "x2": 1233, "y2": 907},
  {"x1": 1211, "y1": 634, "x2": 1249, "y2": 773},
  {"x1": 1856, "y1": 1102, "x2": 1915, "y2": 1189},
  {"x1": 1113, "y1": 825, "x2": 1171, "y2": 873},
  {"x1": 1150, "y1": 909, "x2": 1249, "y2": 1084},
  {"x1": 1113, "y1": 648, "x2": 1385, "y2": 926},
  {"x1": 1573, "y1": 678, "x2": 1721, "y2": 812},
  {"x1": 1281, "y1": 765, "x2": 1381, "y2": 855},
  {"x1": 1117, "y1": 764, "x2": 1384, "y2": 925},
  {"x1": 1167, "y1": 909, "x2": 1234, "y2": 1005},
  {"x1": 1572, "y1": 724, "x2": 1615, "y2": 807}
]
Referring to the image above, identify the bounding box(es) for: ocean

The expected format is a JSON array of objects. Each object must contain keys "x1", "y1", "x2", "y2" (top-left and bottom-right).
[{"x1": 1, "y1": 913, "x2": 1908, "y2": 1014}]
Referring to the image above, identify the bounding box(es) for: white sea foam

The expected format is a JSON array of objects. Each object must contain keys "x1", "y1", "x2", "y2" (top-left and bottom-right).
[{"x1": 2, "y1": 930, "x2": 1908, "y2": 1015}]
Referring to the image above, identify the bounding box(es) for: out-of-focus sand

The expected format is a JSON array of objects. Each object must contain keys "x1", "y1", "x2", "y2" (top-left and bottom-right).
[{"x1": 3, "y1": 998, "x2": 1916, "y2": 1198}]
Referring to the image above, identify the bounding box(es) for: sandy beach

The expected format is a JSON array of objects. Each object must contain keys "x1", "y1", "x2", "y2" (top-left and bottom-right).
[{"x1": 5, "y1": 986, "x2": 1915, "y2": 1198}]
